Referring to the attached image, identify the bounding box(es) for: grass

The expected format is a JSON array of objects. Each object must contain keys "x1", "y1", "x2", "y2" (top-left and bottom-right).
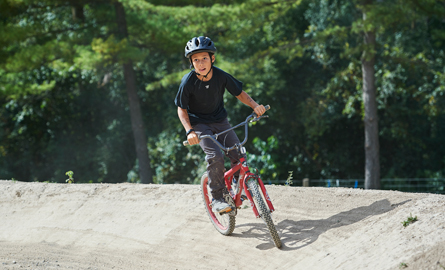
[
  {"x1": 65, "y1": 171, "x2": 74, "y2": 184},
  {"x1": 402, "y1": 213, "x2": 418, "y2": 228},
  {"x1": 285, "y1": 171, "x2": 293, "y2": 186}
]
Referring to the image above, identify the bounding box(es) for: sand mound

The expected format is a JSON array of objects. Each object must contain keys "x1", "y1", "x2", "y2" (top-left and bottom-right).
[{"x1": 1, "y1": 180, "x2": 444, "y2": 269}]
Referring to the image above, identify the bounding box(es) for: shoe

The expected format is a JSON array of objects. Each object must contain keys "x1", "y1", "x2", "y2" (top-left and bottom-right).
[{"x1": 211, "y1": 198, "x2": 232, "y2": 213}]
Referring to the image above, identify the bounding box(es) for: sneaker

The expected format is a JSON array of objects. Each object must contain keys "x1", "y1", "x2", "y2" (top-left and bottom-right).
[{"x1": 211, "y1": 198, "x2": 232, "y2": 213}]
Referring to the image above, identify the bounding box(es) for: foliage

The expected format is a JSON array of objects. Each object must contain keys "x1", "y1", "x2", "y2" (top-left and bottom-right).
[
  {"x1": 285, "y1": 171, "x2": 293, "y2": 186},
  {"x1": 402, "y1": 213, "x2": 418, "y2": 228},
  {"x1": 0, "y1": 0, "x2": 444, "y2": 186},
  {"x1": 65, "y1": 170, "x2": 74, "y2": 183}
]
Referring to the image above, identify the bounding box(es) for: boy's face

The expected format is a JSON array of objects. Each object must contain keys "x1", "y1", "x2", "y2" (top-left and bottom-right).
[{"x1": 191, "y1": 52, "x2": 215, "y2": 75}]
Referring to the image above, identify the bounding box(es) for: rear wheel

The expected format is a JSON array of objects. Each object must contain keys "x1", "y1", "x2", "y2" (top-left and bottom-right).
[
  {"x1": 200, "y1": 173, "x2": 236, "y2": 235},
  {"x1": 247, "y1": 177, "x2": 282, "y2": 248}
]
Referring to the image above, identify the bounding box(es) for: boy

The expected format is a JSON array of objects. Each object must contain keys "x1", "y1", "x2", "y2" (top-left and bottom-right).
[{"x1": 175, "y1": 36, "x2": 265, "y2": 213}]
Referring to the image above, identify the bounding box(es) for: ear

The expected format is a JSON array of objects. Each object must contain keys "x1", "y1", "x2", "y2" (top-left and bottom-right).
[{"x1": 211, "y1": 54, "x2": 215, "y2": 63}]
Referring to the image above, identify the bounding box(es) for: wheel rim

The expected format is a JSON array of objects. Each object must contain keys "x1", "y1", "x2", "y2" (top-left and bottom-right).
[{"x1": 202, "y1": 176, "x2": 231, "y2": 230}]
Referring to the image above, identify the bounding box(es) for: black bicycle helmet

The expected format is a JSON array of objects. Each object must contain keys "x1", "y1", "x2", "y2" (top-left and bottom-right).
[{"x1": 185, "y1": 36, "x2": 217, "y2": 58}]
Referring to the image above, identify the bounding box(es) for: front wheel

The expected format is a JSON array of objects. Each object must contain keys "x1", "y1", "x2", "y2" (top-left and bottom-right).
[
  {"x1": 247, "y1": 178, "x2": 282, "y2": 248},
  {"x1": 200, "y1": 172, "x2": 236, "y2": 235}
]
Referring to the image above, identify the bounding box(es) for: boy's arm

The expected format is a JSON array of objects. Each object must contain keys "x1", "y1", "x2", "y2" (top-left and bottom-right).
[
  {"x1": 177, "y1": 107, "x2": 199, "y2": 145},
  {"x1": 236, "y1": 91, "x2": 266, "y2": 116}
]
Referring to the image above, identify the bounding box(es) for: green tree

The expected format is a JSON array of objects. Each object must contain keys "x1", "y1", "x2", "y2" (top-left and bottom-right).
[
  {"x1": 1, "y1": 0, "x2": 444, "y2": 187},
  {"x1": 0, "y1": 0, "x2": 152, "y2": 182},
  {"x1": 299, "y1": 0, "x2": 445, "y2": 184},
  {"x1": 361, "y1": 0, "x2": 380, "y2": 189},
  {"x1": 114, "y1": 1, "x2": 152, "y2": 183}
]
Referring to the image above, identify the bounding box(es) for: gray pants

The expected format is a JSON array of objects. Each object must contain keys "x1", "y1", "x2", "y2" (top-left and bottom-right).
[{"x1": 193, "y1": 118, "x2": 242, "y2": 200}]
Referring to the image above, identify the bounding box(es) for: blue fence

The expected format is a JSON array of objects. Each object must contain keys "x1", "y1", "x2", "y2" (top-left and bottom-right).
[{"x1": 266, "y1": 178, "x2": 445, "y2": 194}]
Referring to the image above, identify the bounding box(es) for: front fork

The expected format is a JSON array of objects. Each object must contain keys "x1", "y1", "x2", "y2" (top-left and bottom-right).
[
  {"x1": 243, "y1": 173, "x2": 276, "y2": 218},
  {"x1": 223, "y1": 149, "x2": 276, "y2": 218}
]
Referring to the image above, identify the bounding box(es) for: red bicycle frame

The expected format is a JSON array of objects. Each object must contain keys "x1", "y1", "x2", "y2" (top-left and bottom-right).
[{"x1": 223, "y1": 155, "x2": 275, "y2": 218}]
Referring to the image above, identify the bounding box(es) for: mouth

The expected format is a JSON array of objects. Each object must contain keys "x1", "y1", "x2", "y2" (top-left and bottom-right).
[{"x1": 199, "y1": 68, "x2": 206, "y2": 73}]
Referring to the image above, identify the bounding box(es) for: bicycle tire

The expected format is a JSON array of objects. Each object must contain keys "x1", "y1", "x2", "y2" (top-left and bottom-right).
[
  {"x1": 247, "y1": 178, "x2": 282, "y2": 248},
  {"x1": 200, "y1": 172, "x2": 236, "y2": 235}
]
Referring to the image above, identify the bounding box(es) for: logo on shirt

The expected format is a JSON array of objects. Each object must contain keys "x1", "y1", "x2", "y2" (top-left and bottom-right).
[{"x1": 205, "y1": 85, "x2": 209, "y2": 89}]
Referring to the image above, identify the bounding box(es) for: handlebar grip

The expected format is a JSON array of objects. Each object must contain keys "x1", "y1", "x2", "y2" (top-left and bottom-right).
[{"x1": 254, "y1": 105, "x2": 270, "y2": 116}]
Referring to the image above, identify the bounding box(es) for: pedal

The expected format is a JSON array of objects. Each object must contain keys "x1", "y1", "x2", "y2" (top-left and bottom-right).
[{"x1": 219, "y1": 207, "x2": 236, "y2": 216}]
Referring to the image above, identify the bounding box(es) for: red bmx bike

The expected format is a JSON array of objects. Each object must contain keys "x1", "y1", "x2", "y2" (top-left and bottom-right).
[{"x1": 184, "y1": 106, "x2": 282, "y2": 248}]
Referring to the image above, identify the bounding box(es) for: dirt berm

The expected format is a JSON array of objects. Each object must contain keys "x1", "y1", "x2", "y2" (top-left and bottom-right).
[{"x1": 1, "y1": 180, "x2": 444, "y2": 269}]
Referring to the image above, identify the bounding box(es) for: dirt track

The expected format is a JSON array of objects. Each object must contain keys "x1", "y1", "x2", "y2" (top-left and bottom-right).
[{"x1": 1, "y1": 180, "x2": 444, "y2": 269}]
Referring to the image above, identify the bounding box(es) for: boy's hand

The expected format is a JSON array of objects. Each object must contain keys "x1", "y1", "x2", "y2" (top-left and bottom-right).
[
  {"x1": 187, "y1": 131, "x2": 199, "y2": 145},
  {"x1": 254, "y1": 105, "x2": 266, "y2": 117}
]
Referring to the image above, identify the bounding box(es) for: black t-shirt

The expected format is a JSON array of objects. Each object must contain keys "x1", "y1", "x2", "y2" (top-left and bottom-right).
[{"x1": 175, "y1": 66, "x2": 243, "y2": 125}]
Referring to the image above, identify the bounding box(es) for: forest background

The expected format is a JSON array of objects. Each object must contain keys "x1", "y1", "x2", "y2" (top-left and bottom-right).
[{"x1": 1, "y1": 0, "x2": 444, "y2": 188}]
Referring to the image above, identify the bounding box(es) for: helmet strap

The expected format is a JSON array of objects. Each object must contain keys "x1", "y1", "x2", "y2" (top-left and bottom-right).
[{"x1": 202, "y1": 65, "x2": 213, "y2": 78}]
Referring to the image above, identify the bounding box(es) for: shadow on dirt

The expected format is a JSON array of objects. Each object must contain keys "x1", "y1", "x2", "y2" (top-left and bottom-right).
[{"x1": 233, "y1": 199, "x2": 410, "y2": 250}]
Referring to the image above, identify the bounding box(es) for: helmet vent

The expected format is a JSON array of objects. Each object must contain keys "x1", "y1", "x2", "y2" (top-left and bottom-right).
[{"x1": 185, "y1": 36, "x2": 216, "y2": 58}]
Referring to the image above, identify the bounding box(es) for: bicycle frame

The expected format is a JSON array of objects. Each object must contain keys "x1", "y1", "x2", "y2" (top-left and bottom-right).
[{"x1": 223, "y1": 157, "x2": 275, "y2": 218}]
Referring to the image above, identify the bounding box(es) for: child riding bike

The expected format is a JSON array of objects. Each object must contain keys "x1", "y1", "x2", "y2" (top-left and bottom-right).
[{"x1": 174, "y1": 36, "x2": 266, "y2": 214}]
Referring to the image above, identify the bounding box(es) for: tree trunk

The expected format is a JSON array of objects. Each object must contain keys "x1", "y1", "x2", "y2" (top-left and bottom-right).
[
  {"x1": 362, "y1": 1, "x2": 380, "y2": 189},
  {"x1": 114, "y1": 2, "x2": 152, "y2": 184}
]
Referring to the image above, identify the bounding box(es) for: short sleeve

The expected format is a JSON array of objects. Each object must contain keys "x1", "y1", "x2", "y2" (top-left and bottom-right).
[
  {"x1": 174, "y1": 72, "x2": 192, "y2": 109},
  {"x1": 223, "y1": 72, "x2": 243, "y2": 97}
]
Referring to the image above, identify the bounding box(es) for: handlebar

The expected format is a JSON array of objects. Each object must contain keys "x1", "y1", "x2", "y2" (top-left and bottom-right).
[{"x1": 183, "y1": 105, "x2": 270, "y2": 149}]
